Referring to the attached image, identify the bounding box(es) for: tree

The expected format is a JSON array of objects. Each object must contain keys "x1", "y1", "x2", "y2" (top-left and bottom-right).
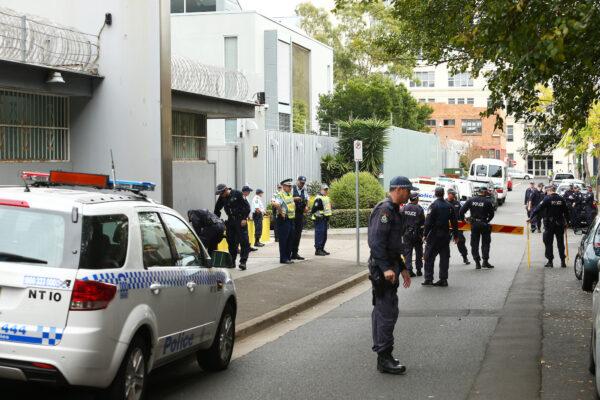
[
  {"x1": 292, "y1": 100, "x2": 308, "y2": 133},
  {"x1": 339, "y1": 0, "x2": 600, "y2": 138},
  {"x1": 296, "y1": 1, "x2": 413, "y2": 83},
  {"x1": 337, "y1": 119, "x2": 390, "y2": 176},
  {"x1": 317, "y1": 73, "x2": 431, "y2": 130},
  {"x1": 329, "y1": 172, "x2": 385, "y2": 209},
  {"x1": 321, "y1": 153, "x2": 352, "y2": 184},
  {"x1": 559, "y1": 102, "x2": 600, "y2": 180}
]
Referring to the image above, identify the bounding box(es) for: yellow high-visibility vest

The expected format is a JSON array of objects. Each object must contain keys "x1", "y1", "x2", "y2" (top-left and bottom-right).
[
  {"x1": 275, "y1": 191, "x2": 296, "y2": 219},
  {"x1": 312, "y1": 195, "x2": 332, "y2": 219}
]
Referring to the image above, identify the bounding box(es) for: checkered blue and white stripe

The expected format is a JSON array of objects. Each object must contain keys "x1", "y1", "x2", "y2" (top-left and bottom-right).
[
  {"x1": 0, "y1": 322, "x2": 64, "y2": 346},
  {"x1": 81, "y1": 269, "x2": 227, "y2": 290}
]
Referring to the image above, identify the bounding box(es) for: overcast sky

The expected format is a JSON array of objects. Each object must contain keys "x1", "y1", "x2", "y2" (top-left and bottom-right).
[{"x1": 237, "y1": 0, "x2": 336, "y2": 18}]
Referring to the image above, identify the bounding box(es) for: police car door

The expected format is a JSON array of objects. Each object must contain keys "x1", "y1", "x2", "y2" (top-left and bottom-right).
[
  {"x1": 160, "y1": 212, "x2": 218, "y2": 347},
  {"x1": 137, "y1": 211, "x2": 189, "y2": 362}
]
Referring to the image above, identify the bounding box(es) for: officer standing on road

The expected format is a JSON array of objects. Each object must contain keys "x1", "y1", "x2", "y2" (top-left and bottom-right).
[
  {"x1": 422, "y1": 187, "x2": 459, "y2": 287},
  {"x1": 368, "y1": 176, "x2": 414, "y2": 375},
  {"x1": 447, "y1": 188, "x2": 470, "y2": 265},
  {"x1": 311, "y1": 184, "x2": 332, "y2": 256},
  {"x1": 525, "y1": 181, "x2": 536, "y2": 217},
  {"x1": 528, "y1": 183, "x2": 545, "y2": 233},
  {"x1": 563, "y1": 183, "x2": 576, "y2": 225},
  {"x1": 187, "y1": 208, "x2": 225, "y2": 253},
  {"x1": 291, "y1": 176, "x2": 309, "y2": 260},
  {"x1": 572, "y1": 185, "x2": 584, "y2": 232},
  {"x1": 214, "y1": 183, "x2": 251, "y2": 270},
  {"x1": 583, "y1": 185, "x2": 596, "y2": 227},
  {"x1": 529, "y1": 185, "x2": 570, "y2": 268},
  {"x1": 272, "y1": 179, "x2": 296, "y2": 264},
  {"x1": 459, "y1": 186, "x2": 495, "y2": 270},
  {"x1": 272, "y1": 184, "x2": 282, "y2": 243},
  {"x1": 252, "y1": 189, "x2": 266, "y2": 247},
  {"x1": 402, "y1": 192, "x2": 425, "y2": 277}
]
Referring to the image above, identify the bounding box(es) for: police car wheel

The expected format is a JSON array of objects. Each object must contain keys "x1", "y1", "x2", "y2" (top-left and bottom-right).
[
  {"x1": 198, "y1": 303, "x2": 235, "y2": 371},
  {"x1": 574, "y1": 255, "x2": 583, "y2": 280},
  {"x1": 99, "y1": 335, "x2": 148, "y2": 400},
  {"x1": 582, "y1": 266, "x2": 597, "y2": 293}
]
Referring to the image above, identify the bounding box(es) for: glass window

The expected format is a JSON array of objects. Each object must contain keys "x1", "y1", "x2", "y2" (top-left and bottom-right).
[
  {"x1": 418, "y1": 98, "x2": 426, "y2": 103},
  {"x1": 80, "y1": 215, "x2": 128, "y2": 269},
  {"x1": 489, "y1": 165, "x2": 503, "y2": 177},
  {"x1": 443, "y1": 119, "x2": 455, "y2": 127},
  {"x1": 462, "y1": 119, "x2": 482, "y2": 135},
  {"x1": 0, "y1": 208, "x2": 67, "y2": 268},
  {"x1": 171, "y1": 0, "x2": 184, "y2": 12},
  {"x1": 476, "y1": 164, "x2": 487, "y2": 177},
  {"x1": 448, "y1": 98, "x2": 455, "y2": 104},
  {"x1": 139, "y1": 212, "x2": 174, "y2": 268},
  {"x1": 507, "y1": 153, "x2": 514, "y2": 161},
  {"x1": 225, "y1": 119, "x2": 238, "y2": 143},
  {"x1": 428, "y1": 98, "x2": 435, "y2": 103},
  {"x1": 410, "y1": 71, "x2": 435, "y2": 87},
  {"x1": 457, "y1": 98, "x2": 465, "y2": 104},
  {"x1": 172, "y1": 111, "x2": 207, "y2": 160},
  {"x1": 448, "y1": 72, "x2": 473, "y2": 87},
  {"x1": 467, "y1": 98, "x2": 474, "y2": 105},
  {"x1": 507, "y1": 125, "x2": 514, "y2": 142},
  {"x1": 186, "y1": 0, "x2": 216, "y2": 12},
  {"x1": 470, "y1": 164, "x2": 475, "y2": 175},
  {"x1": 162, "y1": 214, "x2": 204, "y2": 267},
  {"x1": 426, "y1": 119, "x2": 437, "y2": 127}
]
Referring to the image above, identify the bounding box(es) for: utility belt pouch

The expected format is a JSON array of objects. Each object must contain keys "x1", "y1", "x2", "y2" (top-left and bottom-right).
[{"x1": 368, "y1": 258, "x2": 385, "y2": 303}]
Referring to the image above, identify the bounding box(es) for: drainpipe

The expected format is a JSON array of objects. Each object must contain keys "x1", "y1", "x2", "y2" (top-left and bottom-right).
[{"x1": 234, "y1": 144, "x2": 238, "y2": 188}]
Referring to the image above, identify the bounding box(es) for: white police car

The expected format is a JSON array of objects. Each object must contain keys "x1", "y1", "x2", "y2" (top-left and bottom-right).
[{"x1": 0, "y1": 171, "x2": 237, "y2": 399}]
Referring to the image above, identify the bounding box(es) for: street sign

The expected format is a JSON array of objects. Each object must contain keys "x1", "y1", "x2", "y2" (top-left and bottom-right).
[{"x1": 354, "y1": 140, "x2": 363, "y2": 162}]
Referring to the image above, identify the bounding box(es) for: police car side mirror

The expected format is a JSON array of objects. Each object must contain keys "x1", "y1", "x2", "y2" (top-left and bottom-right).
[{"x1": 210, "y1": 251, "x2": 235, "y2": 268}]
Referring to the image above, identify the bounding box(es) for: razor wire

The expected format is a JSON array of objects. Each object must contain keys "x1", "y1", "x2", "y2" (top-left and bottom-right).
[
  {"x1": 0, "y1": 7, "x2": 99, "y2": 74},
  {"x1": 172, "y1": 56, "x2": 249, "y2": 102}
]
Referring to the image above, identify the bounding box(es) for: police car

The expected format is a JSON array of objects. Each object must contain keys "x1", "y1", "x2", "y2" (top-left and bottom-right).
[{"x1": 0, "y1": 171, "x2": 237, "y2": 399}]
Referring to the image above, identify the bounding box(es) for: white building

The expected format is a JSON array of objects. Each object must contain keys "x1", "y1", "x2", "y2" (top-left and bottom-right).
[
  {"x1": 403, "y1": 63, "x2": 584, "y2": 178},
  {"x1": 171, "y1": 2, "x2": 336, "y2": 198}
]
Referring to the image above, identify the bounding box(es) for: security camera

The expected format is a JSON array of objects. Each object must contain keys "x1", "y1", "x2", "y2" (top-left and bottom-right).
[{"x1": 263, "y1": 104, "x2": 269, "y2": 110}]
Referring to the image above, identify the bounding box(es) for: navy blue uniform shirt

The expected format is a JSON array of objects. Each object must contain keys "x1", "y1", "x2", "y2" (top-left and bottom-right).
[
  {"x1": 368, "y1": 198, "x2": 407, "y2": 273},
  {"x1": 531, "y1": 193, "x2": 570, "y2": 225},
  {"x1": 214, "y1": 189, "x2": 251, "y2": 221},
  {"x1": 424, "y1": 198, "x2": 458, "y2": 238},
  {"x1": 459, "y1": 196, "x2": 495, "y2": 223},
  {"x1": 402, "y1": 203, "x2": 425, "y2": 230}
]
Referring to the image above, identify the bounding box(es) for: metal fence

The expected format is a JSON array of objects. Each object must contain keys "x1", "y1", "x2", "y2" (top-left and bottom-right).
[{"x1": 0, "y1": 7, "x2": 99, "y2": 74}]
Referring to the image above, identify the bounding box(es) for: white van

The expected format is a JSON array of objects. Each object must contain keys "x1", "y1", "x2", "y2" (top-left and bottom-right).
[
  {"x1": 468, "y1": 158, "x2": 508, "y2": 205},
  {"x1": 411, "y1": 177, "x2": 459, "y2": 214}
]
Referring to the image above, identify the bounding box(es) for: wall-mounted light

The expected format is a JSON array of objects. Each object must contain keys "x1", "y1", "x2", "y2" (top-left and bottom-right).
[{"x1": 46, "y1": 71, "x2": 65, "y2": 84}]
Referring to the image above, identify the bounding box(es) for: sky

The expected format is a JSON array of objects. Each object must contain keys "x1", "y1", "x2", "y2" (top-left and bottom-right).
[{"x1": 237, "y1": 0, "x2": 336, "y2": 18}]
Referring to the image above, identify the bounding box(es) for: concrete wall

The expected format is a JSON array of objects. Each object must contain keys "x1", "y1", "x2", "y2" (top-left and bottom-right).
[
  {"x1": 207, "y1": 146, "x2": 237, "y2": 187},
  {"x1": 173, "y1": 161, "x2": 215, "y2": 215},
  {"x1": 384, "y1": 127, "x2": 443, "y2": 184},
  {"x1": 1, "y1": 0, "x2": 165, "y2": 201}
]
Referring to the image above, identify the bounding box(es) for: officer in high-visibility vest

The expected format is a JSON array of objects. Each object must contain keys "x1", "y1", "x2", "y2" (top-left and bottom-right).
[
  {"x1": 311, "y1": 184, "x2": 332, "y2": 256},
  {"x1": 271, "y1": 179, "x2": 296, "y2": 264}
]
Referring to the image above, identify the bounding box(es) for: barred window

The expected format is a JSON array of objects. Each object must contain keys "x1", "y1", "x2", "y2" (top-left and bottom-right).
[
  {"x1": 279, "y1": 113, "x2": 291, "y2": 132},
  {"x1": 0, "y1": 90, "x2": 69, "y2": 162},
  {"x1": 172, "y1": 111, "x2": 207, "y2": 160},
  {"x1": 461, "y1": 119, "x2": 482, "y2": 135}
]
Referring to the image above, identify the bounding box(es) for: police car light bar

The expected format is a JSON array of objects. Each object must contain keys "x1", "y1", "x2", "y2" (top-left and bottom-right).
[
  {"x1": 109, "y1": 179, "x2": 156, "y2": 192},
  {"x1": 49, "y1": 171, "x2": 110, "y2": 189},
  {"x1": 21, "y1": 171, "x2": 50, "y2": 183}
]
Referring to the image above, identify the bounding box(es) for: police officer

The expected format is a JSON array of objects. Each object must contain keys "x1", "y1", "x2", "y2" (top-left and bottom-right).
[
  {"x1": 528, "y1": 183, "x2": 545, "y2": 233},
  {"x1": 214, "y1": 183, "x2": 251, "y2": 270},
  {"x1": 272, "y1": 179, "x2": 296, "y2": 264},
  {"x1": 529, "y1": 185, "x2": 570, "y2": 268},
  {"x1": 311, "y1": 184, "x2": 332, "y2": 256},
  {"x1": 583, "y1": 185, "x2": 596, "y2": 228},
  {"x1": 252, "y1": 189, "x2": 266, "y2": 247},
  {"x1": 402, "y1": 191, "x2": 425, "y2": 277},
  {"x1": 422, "y1": 187, "x2": 459, "y2": 287},
  {"x1": 368, "y1": 176, "x2": 414, "y2": 375},
  {"x1": 291, "y1": 176, "x2": 309, "y2": 260},
  {"x1": 187, "y1": 208, "x2": 225, "y2": 253},
  {"x1": 524, "y1": 181, "x2": 536, "y2": 217},
  {"x1": 459, "y1": 186, "x2": 495, "y2": 270},
  {"x1": 241, "y1": 186, "x2": 257, "y2": 252},
  {"x1": 446, "y1": 188, "x2": 470, "y2": 265},
  {"x1": 572, "y1": 185, "x2": 584, "y2": 232},
  {"x1": 563, "y1": 183, "x2": 576, "y2": 225}
]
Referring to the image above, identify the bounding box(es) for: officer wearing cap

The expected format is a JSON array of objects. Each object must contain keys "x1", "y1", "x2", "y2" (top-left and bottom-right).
[
  {"x1": 423, "y1": 187, "x2": 459, "y2": 287},
  {"x1": 564, "y1": 183, "x2": 576, "y2": 225},
  {"x1": 529, "y1": 184, "x2": 570, "y2": 268},
  {"x1": 252, "y1": 189, "x2": 266, "y2": 247},
  {"x1": 241, "y1": 186, "x2": 256, "y2": 252},
  {"x1": 402, "y1": 191, "x2": 425, "y2": 277},
  {"x1": 572, "y1": 185, "x2": 584, "y2": 232},
  {"x1": 311, "y1": 184, "x2": 332, "y2": 256},
  {"x1": 291, "y1": 176, "x2": 309, "y2": 260},
  {"x1": 583, "y1": 185, "x2": 596, "y2": 228},
  {"x1": 459, "y1": 185, "x2": 495, "y2": 270},
  {"x1": 446, "y1": 188, "x2": 470, "y2": 265},
  {"x1": 368, "y1": 176, "x2": 413, "y2": 375},
  {"x1": 272, "y1": 179, "x2": 296, "y2": 264},
  {"x1": 528, "y1": 182, "x2": 545, "y2": 233},
  {"x1": 214, "y1": 183, "x2": 251, "y2": 270},
  {"x1": 187, "y1": 208, "x2": 225, "y2": 253}
]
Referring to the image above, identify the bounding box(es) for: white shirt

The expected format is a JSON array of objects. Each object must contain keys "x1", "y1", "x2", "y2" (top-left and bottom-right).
[{"x1": 251, "y1": 195, "x2": 265, "y2": 217}]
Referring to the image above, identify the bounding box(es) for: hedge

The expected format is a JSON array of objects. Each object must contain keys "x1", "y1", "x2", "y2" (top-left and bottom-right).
[
  {"x1": 330, "y1": 172, "x2": 385, "y2": 209},
  {"x1": 271, "y1": 209, "x2": 373, "y2": 230}
]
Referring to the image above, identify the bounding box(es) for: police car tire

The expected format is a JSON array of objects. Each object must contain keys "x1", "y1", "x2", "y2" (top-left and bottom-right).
[
  {"x1": 99, "y1": 335, "x2": 149, "y2": 400},
  {"x1": 590, "y1": 328, "x2": 596, "y2": 376},
  {"x1": 197, "y1": 303, "x2": 235, "y2": 372},
  {"x1": 582, "y1": 267, "x2": 597, "y2": 293},
  {"x1": 574, "y1": 255, "x2": 583, "y2": 280}
]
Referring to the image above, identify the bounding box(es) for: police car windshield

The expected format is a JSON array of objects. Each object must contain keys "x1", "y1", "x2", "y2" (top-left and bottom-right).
[{"x1": 0, "y1": 207, "x2": 71, "y2": 268}]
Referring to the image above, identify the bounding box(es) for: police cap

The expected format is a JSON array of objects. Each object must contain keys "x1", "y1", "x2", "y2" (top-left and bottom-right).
[
  {"x1": 409, "y1": 191, "x2": 419, "y2": 201},
  {"x1": 280, "y1": 178, "x2": 293, "y2": 186},
  {"x1": 545, "y1": 184, "x2": 555, "y2": 191},
  {"x1": 389, "y1": 176, "x2": 418, "y2": 191},
  {"x1": 477, "y1": 185, "x2": 487, "y2": 195},
  {"x1": 447, "y1": 188, "x2": 457, "y2": 196},
  {"x1": 321, "y1": 184, "x2": 329, "y2": 190},
  {"x1": 297, "y1": 175, "x2": 307, "y2": 182},
  {"x1": 241, "y1": 185, "x2": 253, "y2": 193},
  {"x1": 434, "y1": 186, "x2": 445, "y2": 197},
  {"x1": 256, "y1": 188, "x2": 264, "y2": 194},
  {"x1": 215, "y1": 183, "x2": 228, "y2": 195}
]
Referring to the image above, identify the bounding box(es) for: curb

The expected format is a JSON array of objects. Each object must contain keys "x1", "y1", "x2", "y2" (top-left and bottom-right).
[{"x1": 235, "y1": 268, "x2": 369, "y2": 340}]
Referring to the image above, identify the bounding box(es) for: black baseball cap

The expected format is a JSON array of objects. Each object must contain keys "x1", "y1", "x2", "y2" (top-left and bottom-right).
[
  {"x1": 297, "y1": 176, "x2": 307, "y2": 182},
  {"x1": 447, "y1": 188, "x2": 457, "y2": 195},
  {"x1": 409, "y1": 191, "x2": 419, "y2": 201},
  {"x1": 215, "y1": 183, "x2": 227, "y2": 195},
  {"x1": 241, "y1": 185, "x2": 253, "y2": 193},
  {"x1": 256, "y1": 188, "x2": 264, "y2": 194},
  {"x1": 389, "y1": 176, "x2": 417, "y2": 190}
]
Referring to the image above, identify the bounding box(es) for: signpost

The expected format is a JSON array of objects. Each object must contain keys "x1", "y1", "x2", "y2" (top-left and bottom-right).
[{"x1": 354, "y1": 140, "x2": 363, "y2": 266}]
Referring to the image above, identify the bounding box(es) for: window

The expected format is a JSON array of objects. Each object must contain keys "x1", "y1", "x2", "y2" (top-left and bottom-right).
[
  {"x1": 507, "y1": 153, "x2": 514, "y2": 161},
  {"x1": 507, "y1": 125, "x2": 514, "y2": 142},
  {"x1": 279, "y1": 113, "x2": 291, "y2": 132},
  {"x1": 448, "y1": 72, "x2": 473, "y2": 87},
  {"x1": 225, "y1": 119, "x2": 238, "y2": 143},
  {"x1": 418, "y1": 98, "x2": 426, "y2": 103},
  {"x1": 80, "y1": 215, "x2": 128, "y2": 269},
  {"x1": 443, "y1": 119, "x2": 455, "y2": 127},
  {"x1": 448, "y1": 98, "x2": 455, "y2": 104},
  {"x1": 426, "y1": 119, "x2": 437, "y2": 127},
  {"x1": 427, "y1": 98, "x2": 435, "y2": 103},
  {"x1": 185, "y1": 0, "x2": 216, "y2": 12},
  {"x1": 171, "y1": 0, "x2": 184, "y2": 12},
  {"x1": 161, "y1": 214, "x2": 204, "y2": 267},
  {"x1": 410, "y1": 71, "x2": 435, "y2": 87},
  {"x1": 172, "y1": 111, "x2": 207, "y2": 160},
  {"x1": 489, "y1": 165, "x2": 503, "y2": 178},
  {"x1": 462, "y1": 119, "x2": 482, "y2": 135},
  {"x1": 0, "y1": 90, "x2": 69, "y2": 162},
  {"x1": 467, "y1": 98, "x2": 474, "y2": 105},
  {"x1": 457, "y1": 98, "x2": 465, "y2": 105},
  {"x1": 475, "y1": 164, "x2": 487, "y2": 177},
  {"x1": 139, "y1": 212, "x2": 174, "y2": 268}
]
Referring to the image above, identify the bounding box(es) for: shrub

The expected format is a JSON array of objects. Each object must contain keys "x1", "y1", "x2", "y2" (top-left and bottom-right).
[
  {"x1": 321, "y1": 153, "x2": 352, "y2": 184},
  {"x1": 304, "y1": 209, "x2": 372, "y2": 229},
  {"x1": 329, "y1": 172, "x2": 385, "y2": 209}
]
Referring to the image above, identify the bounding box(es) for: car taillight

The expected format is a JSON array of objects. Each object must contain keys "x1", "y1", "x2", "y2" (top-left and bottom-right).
[
  {"x1": 31, "y1": 362, "x2": 56, "y2": 370},
  {"x1": 496, "y1": 188, "x2": 504, "y2": 193},
  {"x1": 70, "y1": 280, "x2": 116, "y2": 311}
]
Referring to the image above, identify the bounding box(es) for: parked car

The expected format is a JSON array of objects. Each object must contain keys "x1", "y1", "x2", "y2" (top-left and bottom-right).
[
  {"x1": 557, "y1": 179, "x2": 586, "y2": 196},
  {"x1": 468, "y1": 158, "x2": 508, "y2": 205},
  {"x1": 588, "y1": 261, "x2": 600, "y2": 392},
  {"x1": 507, "y1": 168, "x2": 532, "y2": 180},
  {"x1": 552, "y1": 173, "x2": 576, "y2": 186},
  {"x1": 573, "y1": 214, "x2": 600, "y2": 292}
]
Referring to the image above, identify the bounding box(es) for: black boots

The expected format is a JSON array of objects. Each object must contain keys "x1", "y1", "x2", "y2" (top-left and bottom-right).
[
  {"x1": 421, "y1": 280, "x2": 434, "y2": 286},
  {"x1": 292, "y1": 254, "x2": 305, "y2": 260},
  {"x1": 433, "y1": 279, "x2": 448, "y2": 287},
  {"x1": 416, "y1": 270, "x2": 423, "y2": 277},
  {"x1": 475, "y1": 260, "x2": 482, "y2": 270},
  {"x1": 315, "y1": 250, "x2": 327, "y2": 256},
  {"x1": 377, "y1": 351, "x2": 406, "y2": 375},
  {"x1": 463, "y1": 256, "x2": 471, "y2": 265},
  {"x1": 544, "y1": 261, "x2": 553, "y2": 268},
  {"x1": 482, "y1": 260, "x2": 494, "y2": 269},
  {"x1": 408, "y1": 270, "x2": 417, "y2": 278},
  {"x1": 560, "y1": 259, "x2": 567, "y2": 268}
]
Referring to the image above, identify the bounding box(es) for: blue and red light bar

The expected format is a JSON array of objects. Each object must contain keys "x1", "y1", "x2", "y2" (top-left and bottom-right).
[
  {"x1": 20, "y1": 171, "x2": 155, "y2": 192},
  {"x1": 109, "y1": 179, "x2": 156, "y2": 192}
]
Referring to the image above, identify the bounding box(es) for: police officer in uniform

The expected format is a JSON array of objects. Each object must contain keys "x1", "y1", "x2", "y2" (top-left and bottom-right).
[
  {"x1": 214, "y1": 183, "x2": 251, "y2": 270},
  {"x1": 291, "y1": 176, "x2": 309, "y2": 260},
  {"x1": 422, "y1": 187, "x2": 459, "y2": 287},
  {"x1": 528, "y1": 183, "x2": 545, "y2": 233},
  {"x1": 524, "y1": 181, "x2": 536, "y2": 217},
  {"x1": 583, "y1": 185, "x2": 596, "y2": 228},
  {"x1": 311, "y1": 184, "x2": 332, "y2": 256},
  {"x1": 572, "y1": 185, "x2": 584, "y2": 232},
  {"x1": 459, "y1": 186, "x2": 495, "y2": 270},
  {"x1": 272, "y1": 179, "x2": 296, "y2": 264},
  {"x1": 187, "y1": 208, "x2": 225, "y2": 253},
  {"x1": 402, "y1": 192, "x2": 425, "y2": 277},
  {"x1": 368, "y1": 176, "x2": 414, "y2": 375},
  {"x1": 563, "y1": 183, "x2": 576, "y2": 225},
  {"x1": 447, "y1": 188, "x2": 470, "y2": 265},
  {"x1": 529, "y1": 185, "x2": 570, "y2": 268}
]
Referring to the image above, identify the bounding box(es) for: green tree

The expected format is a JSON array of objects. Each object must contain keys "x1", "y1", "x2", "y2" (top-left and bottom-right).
[
  {"x1": 317, "y1": 73, "x2": 431, "y2": 130},
  {"x1": 321, "y1": 153, "x2": 352, "y2": 184},
  {"x1": 337, "y1": 119, "x2": 390, "y2": 176},
  {"x1": 339, "y1": 0, "x2": 600, "y2": 140},
  {"x1": 329, "y1": 171, "x2": 385, "y2": 209},
  {"x1": 292, "y1": 100, "x2": 308, "y2": 133}
]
